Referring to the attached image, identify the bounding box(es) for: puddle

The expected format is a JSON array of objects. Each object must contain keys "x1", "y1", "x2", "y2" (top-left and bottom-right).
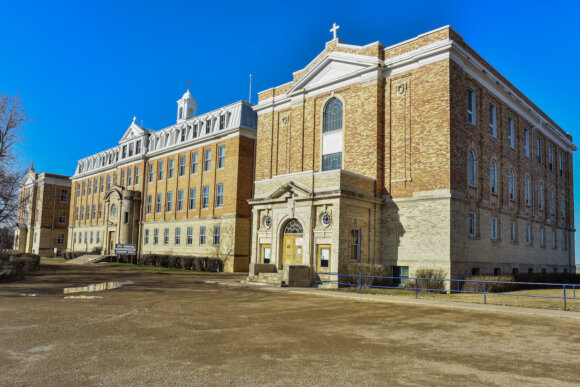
[{"x1": 20, "y1": 281, "x2": 133, "y2": 297}]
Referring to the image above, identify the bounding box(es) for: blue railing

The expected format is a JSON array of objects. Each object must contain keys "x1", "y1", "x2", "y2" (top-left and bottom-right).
[{"x1": 314, "y1": 272, "x2": 579, "y2": 311}]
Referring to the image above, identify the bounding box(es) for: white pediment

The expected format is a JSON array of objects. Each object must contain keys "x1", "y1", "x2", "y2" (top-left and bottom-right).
[
  {"x1": 286, "y1": 52, "x2": 380, "y2": 96},
  {"x1": 119, "y1": 119, "x2": 147, "y2": 144},
  {"x1": 268, "y1": 181, "x2": 311, "y2": 200}
]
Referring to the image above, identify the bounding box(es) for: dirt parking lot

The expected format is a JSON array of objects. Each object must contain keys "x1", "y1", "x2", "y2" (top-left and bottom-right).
[{"x1": 1, "y1": 264, "x2": 579, "y2": 386}]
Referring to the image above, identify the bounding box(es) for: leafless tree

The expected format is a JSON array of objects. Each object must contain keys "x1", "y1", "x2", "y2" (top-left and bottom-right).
[
  {"x1": 0, "y1": 93, "x2": 29, "y2": 226},
  {"x1": 210, "y1": 223, "x2": 234, "y2": 264},
  {"x1": 0, "y1": 227, "x2": 14, "y2": 250}
]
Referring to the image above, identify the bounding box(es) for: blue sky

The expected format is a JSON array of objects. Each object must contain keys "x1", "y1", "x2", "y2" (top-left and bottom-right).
[{"x1": 2, "y1": 0, "x2": 580, "y2": 258}]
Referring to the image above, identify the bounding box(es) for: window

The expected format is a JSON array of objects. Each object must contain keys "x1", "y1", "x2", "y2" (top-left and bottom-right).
[
  {"x1": 350, "y1": 229, "x2": 361, "y2": 261},
  {"x1": 548, "y1": 146, "x2": 553, "y2": 171},
  {"x1": 204, "y1": 149, "x2": 211, "y2": 171},
  {"x1": 392, "y1": 266, "x2": 409, "y2": 286},
  {"x1": 80, "y1": 206, "x2": 84, "y2": 221},
  {"x1": 218, "y1": 145, "x2": 225, "y2": 169},
  {"x1": 467, "y1": 89, "x2": 476, "y2": 125},
  {"x1": 153, "y1": 228, "x2": 159, "y2": 245},
  {"x1": 490, "y1": 161, "x2": 497, "y2": 194},
  {"x1": 322, "y1": 153, "x2": 342, "y2": 171},
  {"x1": 491, "y1": 217, "x2": 498, "y2": 240},
  {"x1": 135, "y1": 167, "x2": 139, "y2": 185},
  {"x1": 100, "y1": 177, "x2": 104, "y2": 192},
  {"x1": 508, "y1": 117, "x2": 515, "y2": 149},
  {"x1": 199, "y1": 226, "x2": 206, "y2": 245},
  {"x1": 471, "y1": 268, "x2": 480, "y2": 276},
  {"x1": 164, "y1": 228, "x2": 169, "y2": 245},
  {"x1": 510, "y1": 222, "x2": 516, "y2": 242},
  {"x1": 129, "y1": 143, "x2": 134, "y2": 157},
  {"x1": 324, "y1": 98, "x2": 342, "y2": 133},
  {"x1": 537, "y1": 137, "x2": 543, "y2": 164},
  {"x1": 166, "y1": 191, "x2": 173, "y2": 212},
  {"x1": 145, "y1": 229, "x2": 149, "y2": 244},
  {"x1": 550, "y1": 188, "x2": 555, "y2": 215},
  {"x1": 540, "y1": 228, "x2": 545, "y2": 247},
  {"x1": 468, "y1": 150, "x2": 476, "y2": 187},
  {"x1": 99, "y1": 203, "x2": 103, "y2": 219},
  {"x1": 75, "y1": 207, "x2": 79, "y2": 221},
  {"x1": 156, "y1": 193, "x2": 162, "y2": 213},
  {"x1": 187, "y1": 227, "x2": 193, "y2": 245},
  {"x1": 169, "y1": 158, "x2": 174, "y2": 179},
  {"x1": 559, "y1": 152, "x2": 564, "y2": 177},
  {"x1": 82, "y1": 182, "x2": 86, "y2": 195},
  {"x1": 84, "y1": 232, "x2": 87, "y2": 243},
  {"x1": 202, "y1": 186, "x2": 209, "y2": 208},
  {"x1": 193, "y1": 123, "x2": 198, "y2": 138},
  {"x1": 90, "y1": 231, "x2": 94, "y2": 243},
  {"x1": 179, "y1": 155, "x2": 186, "y2": 176},
  {"x1": 136, "y1": 140, "x2": 141, "y2": 154},
  {"x1": 206, "y1": 119, "x2": 212, "y2": 134},
  {"x1": 177, "y1": 190, "x2": 184, "y2": 211},
  {"x1": 128, "y1": 168, "x2": 133, "y2": 186},
  {"x1": 189, "y1": 188, "x2": 196, "y2": 210},
  {"x1": 76, "y1": 183, "x2": 80, "y2": 197},
  {"x1": 60, "y1": 189, "x2": 68, "y2": 202},
  {"x1": 508, "y1": 170, "x2": 515, "y2": 200},
  {"x1": 524, "y1": 129, "x2": 530, "y2": 157},
  {"x1": 526, "y1": 225, "x2": 531, "y2": 245},
  {"x1": 73, "y1": 232, "x2": 77, "y2": 243},
  {"x1": 512, "y1": 268, "x2": 519, "y2": 276},
  {"x1": 552, "y1": 230, "x2": 556, "y2": 249},
  {"x1": 469, "y1": 212, "x2": 477, "y2": 237},
  {"x1": 121, "y1": 170, "x2": 125, "y2": 186},
  {"x1": 181, "y1": 129, "x2": 186, "y2": 142},
  {"x1": 538, "y1": 183, "x2": 544, "y2": 210},
  {"x1": 158, "y1": 161, "x2": 164, "y2": 181},
  {"x1": 191, "y1": 152, "x2": 198, "y2": 174},
  {"x1": 219, "y1": 114, "x2": 225, "y2": 129},
  {"x1": 494, "y1": 268, "x2": 501, "y2": 276},
  {"x1": 216, "y1": 184, "x2": 223, "y2": 208},
  {"x1": 146, "y1": 195, "x2": 152, "y2": 214},
  {"x1": 96, "y1": 231, "x2": 100, "y2": 243},
  {"x1": 92, "y1": 204, "x2": 96, "y2": 219},
  {"x1": 122, "y1": 145, "x2": 127, "y2": 158},
  {"x1": 124, "y1": 211, "x2": 129, "y2": 224},
  {"x1": 489, "y1": 104, "x2": 497, "y2": 138},
  {"x1": 213, "y1": 225, "x2": 220, "y2": 246},
  {"x1": 58, "y1": 210, "x2": 66, "y2": 224},
  {"x1": 525, "y1": 177, "x2": 530, "y2": 206},
  {"x1": 175, "y1": 227, "x2": 181, "y2": 245},
  {"x1": 107, "y1": 175, "x2": 111, "y2": 189},
  {"x1": 149, "y1": 164, "x2": 154, "y2": 183},
  {"x1": 562, "y1": 231, "x2": 567, "y2": 250},
  {"x1": 561, "y1": 194, "x2": 565, "y2": 217}
]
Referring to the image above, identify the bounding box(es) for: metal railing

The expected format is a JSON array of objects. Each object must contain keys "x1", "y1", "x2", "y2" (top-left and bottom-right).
[{"x1": 314, "y1": 272, "x2": 579, "y2": 311}]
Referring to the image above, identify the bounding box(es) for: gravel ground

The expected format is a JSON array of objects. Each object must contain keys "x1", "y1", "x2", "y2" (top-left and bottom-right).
[{"x1": 1, "y1": 263, "x2": 579, "y2": 386}]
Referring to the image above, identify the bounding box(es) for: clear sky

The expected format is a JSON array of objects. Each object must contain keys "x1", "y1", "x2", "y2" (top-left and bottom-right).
[{"x1": 2, "y1": 0, "x2": 580, "y2": 259}]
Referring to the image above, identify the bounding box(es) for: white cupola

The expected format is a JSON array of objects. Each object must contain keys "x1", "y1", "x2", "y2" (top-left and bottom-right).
[{"x1": 177, "y1": 86, "x2": 198, "y2": 123}]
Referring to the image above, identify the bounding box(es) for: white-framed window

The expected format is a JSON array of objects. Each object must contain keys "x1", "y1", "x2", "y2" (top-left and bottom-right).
[
  {"x1": 490, "y1": 161, "x2": 498, "y2": 194},
  {"x1": 548, "y1": 145, "x2": 553, "y2": 171},
  {"x1": 96, "y1": 231, "x2": 100, "y2": 243},
  {"x1": 128, "y1": 168, "x2": 133, "y2": 186},
  {"x1": 468, "y1": 150, "x2": 476, "y2": 187},
  {"x1": 219, "y1": 114, "x2": 225, "y2": 130},
  {"x1": 489, "y1": 104, "x2": 497, "y2": 138},
  {"x1": 204, "y1": 149, "x2": 211, "y2": 171},
  {"x1": 147, "y1": 195, "x2": 152, "y2": 214},
  {"x1": 177, "y1": 190, "x2": 184, "y2": 211},
  {"x1": 550, "y1": 188, "x2": 555, "y2": 215},
  {"x1": 524, "y1": 129, "x2": 530, "y2": 157},
  {"x1": 561, "y1": 194, "x2": 565, "y2": 217},
  {"x1": 180, "y1": 129, "x2": 186, "y2": 142},
  {"x1": 189, "y1": 188, "x2": 196, "y2": 210},
  {"x1": 526, "y1": 225, "x2": 531, "y2": 245},
  {"x1": 166, "y1": 191, "x2": 173, "y2": 212},
  {"x1": 92, "y1": 204, "x2": 96, "y2": 219},
  {"x1": 129, "y1": 143, "x2": 134, "y2": 157},
  {"x1": 537, "y1": 137, "x2": 543, "y2": 164},
  {"x1": 559, "y1": 152, "x2": 564, "y2": 177},
  {"x1": 467, "y1": 88, "x2": 476, "y2": 125},
  {"x1": 538, "y1": 183, "x2": 544, "y2": 210},
  {"x1": 218, "y1": 145, "x2": 225, "y2": 169},
  {"x1": 80, "y1": 206, "x2": 84, "y2": 220},
  {"x1": 552, "y1": 229, "x2": 556, "y2": 249},
  {"x1": 58, "y1": 210, "x2": 66, "y2": 224},
  {"x1": 122, "y1": 145, "x2": 127, "y2": 158},
  {"x1": 468, "y1": 212, "x2": 477, "y2": 237},
  {"x1": 100, "y1": 177, "x2": 104, "y2": 192},
  {"x1": 508, "y1": 117, "x2": 515, "y2": 149},
  {"x1": 158, "y1": 161, "x2": 164, "y2": 181},
  {"x1": 491, "y1": 218, "x2": 498, "y2": 240},
  {"x1": 539, "y1": 228, "x2": 545, "y2": 247},
  {"x1": 510, "y1": 222, "x2": 516, "y2": 242},
  {"x1": 136, "y1": 140, "x2": 141, "y2": 154},
  {"x1": 99, "y1": 203, "x2": 103, "y2": 218},
  {"x1": 107, "y1": 175, "x2": 111, "y2": 189},
  {"x1": 350, "y1": 229, "x2": 361, "y2": 261},
  {"x1": 216, "y1": 184, "x2": 223, "y2": 208},
  {"x1": 191, "y1": 152, "x2": 198, "y2": 174},
  {"x1": 202, "y1": 186, "x2": 209, "y2": 209},
  {"x1": 149, "y1": 164, "x2": 154, "y2": 183},
  {"x1": 135, "y1": 167, "x2": 139, "y2": 185},
  {"x1": 73, "y1": 232, "x2": 77, "y2": 243},
  {"x1": 199, "y1": 226, "x2": 206, "y2": 245},
  {"x1": 153, "y1": 228, "x2": 159, "y2": 245},
  {"x1": 60, "y1": 189, "x2": 68, "y2": 202},
  {"x1": 322, "y1": 98, "x2": 343, "y2": 171},
  {"x1": 206, "y1": 119, "x2": 212, "y2": 134},
  {"x1": 187, "y1": 227, "x2": 193, "y2": 245},
  {"x1": 179, "y1": 155, "x2": 186, "y2": 176},
  {"x1": 88, "y1": 180, "x2": 91, "y2": 195},
  {"x1": 175, "y1": 227, "x2": 181, "y2": 245},
  {"x1": 508, "y1": 169, "x2": 515, "y2": 200},
  {"x1": 164, "y1": 228, "x2": 169, "y2": 245},
  {"x1": 144, "y1": 229, "x2": 149, "y2": 244},
  {"x1": 168, "y1": 158, "x2": 174, "y2": 179},
  {"x1": 156, "y1": 193, "x2": 162, "y2": 213},
  {"x1": 192, "y1": 123, "x2": 198, "y2": 138},
  {"x1": 213, "y1": 225, "x2": 220, "y2": 246},
  {"x1": 90, "y1": 231, "x2": 94, "y2": 243},
  {"x1": 525, "y1": 177, "x2": 530, "y2": 206},
  {"x1": 75, "y1": 207, "x2": 79, "y2": 221}
]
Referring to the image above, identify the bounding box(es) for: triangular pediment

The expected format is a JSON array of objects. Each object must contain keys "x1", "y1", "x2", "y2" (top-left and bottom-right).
[
  {"x1": 268, "y1": 181, "x2": 311, "y2": 200},
  {"x1": 286, "y1": 52, "x2": 380, "y2": 96},
  {"x1": 119, "y1": 119, "x2": 147, "y2": 143}
]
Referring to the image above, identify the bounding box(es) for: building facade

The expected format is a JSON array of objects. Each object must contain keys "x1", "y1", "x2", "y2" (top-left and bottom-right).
[
  {"x1": 67, "y1": 90, "x2": 257, "y2": 272},
  {"x1": 14, "y1": 167, "x2": 71, "y2": 256},
  {"x1": 249, "y1": 25, "x2": 576, "y2": 283}
]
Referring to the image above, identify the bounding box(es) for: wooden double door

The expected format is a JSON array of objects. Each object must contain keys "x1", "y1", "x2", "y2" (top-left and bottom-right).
[{"x1": 282, "y1": 234, "x2": 303, "y2": 267}]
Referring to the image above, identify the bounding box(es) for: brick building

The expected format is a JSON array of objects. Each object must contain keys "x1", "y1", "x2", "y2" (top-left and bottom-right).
[
  {"x1": 14, "y1": 166, "x2": 71, "y2": 256},
  {"x1": 248, "y1": 25, "x2": 576, "y2": 284},
  {"x1": 67, "y1": 89, "x2": 256, "y2": 271}
]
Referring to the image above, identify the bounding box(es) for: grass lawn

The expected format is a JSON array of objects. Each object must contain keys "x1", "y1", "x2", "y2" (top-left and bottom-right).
[
  {"x1": 330, "y1": 285, "x2": 580, "y2": 312},
  {"x1": 40, "y1": 257, "x2": 67, "y2": 263}
]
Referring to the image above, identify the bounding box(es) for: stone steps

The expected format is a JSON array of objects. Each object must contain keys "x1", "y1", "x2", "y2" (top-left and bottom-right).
[{"x1": 245, "y1": 272, "x2": 286, "y2": 287}]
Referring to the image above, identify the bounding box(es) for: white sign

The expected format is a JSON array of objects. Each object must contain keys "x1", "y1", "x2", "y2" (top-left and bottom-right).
[{"x1": 295, "y1": 238, "x2": 304, "y2": 246}]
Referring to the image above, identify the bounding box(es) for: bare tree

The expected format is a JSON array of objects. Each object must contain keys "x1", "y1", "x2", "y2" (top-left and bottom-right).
[
  {"x1": 0, "y1": 93, "x2": 29, "y2": 226},
  {"x1": 0, "y1": 227, "x2": 14, "y2": 250},
  {"x1": 210, "y1": 223, "x2": 234, "y2": 265}
]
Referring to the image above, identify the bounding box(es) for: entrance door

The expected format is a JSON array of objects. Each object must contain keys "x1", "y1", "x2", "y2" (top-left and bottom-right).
[
  {"x1": 261, "y1": 244, "x2": 272, "y2": 264},
  {"x1": 281, "y1": 219, "x2": 304, "y2": 268},
  {"x1": 317, "y1": 244, "x2": 331, "y2": 284},
  {"x1": 109, "y1": 231, "x2": 116, "y2": 254}
]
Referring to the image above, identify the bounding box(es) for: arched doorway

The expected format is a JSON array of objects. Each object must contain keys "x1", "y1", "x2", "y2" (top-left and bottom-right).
[{"x1": 282, "y1": 219, "x2": 303, "y2": 268}]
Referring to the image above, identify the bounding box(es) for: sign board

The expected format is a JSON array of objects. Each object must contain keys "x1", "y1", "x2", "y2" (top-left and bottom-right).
[
  {"x1": 115, "y1": 244, "x2": 136, "y2": 255},
  {"x1": 295, "y1": 238, "x2": 304, "y2": 246}
]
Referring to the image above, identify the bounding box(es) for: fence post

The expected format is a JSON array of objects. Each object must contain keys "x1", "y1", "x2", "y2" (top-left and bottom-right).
[
  {"x1": 563, "y1": 284, "x2": 566, "y2": 311},
  {"x1": 415, "y1": 279, "x2": 418, "y2": 299},
  {"x1": 358, "y1": 274, "x2": 362, "y2": 294},
  {"x1": 476, "y1": 280, "x2": 479, "y2": 294},
  {"x1": 457, "y1": 280, "x2": 459, "y2": 294},
  {"x1": 483, "y1": 281, "x2": 486, "y2": 305},
  {"x1": 574, "y1": 284, "x2": 576, "y2": 299}
]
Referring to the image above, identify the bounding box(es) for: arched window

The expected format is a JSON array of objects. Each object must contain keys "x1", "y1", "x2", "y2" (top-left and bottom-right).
[
  {"x1": 468, "y1": 150, "x2": 476, "y2": 187},
  {"x1": 508, "y1": 169, "x2": 515, "y2": 201},
  {"x1": 550, "y1": 188, "x2": 555, "y2": 215},
  {"x1": 538, "y1": 183, "x2": 544, "y2": 210},
  {"x1": 490, "y1": 161, "x2": 497, "y2": 194},
  {"x1": 284, "y1": 220, "x2": 303, "y2": 234},
  {"x1": 524, "y1": 177, "x2": 530, "y2": 206},
  {"x1": 323, "y1": 98, "x2": 343, "y2": 133}
]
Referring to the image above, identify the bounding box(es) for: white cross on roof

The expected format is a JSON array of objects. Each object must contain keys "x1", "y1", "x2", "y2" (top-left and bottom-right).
[{"x1": 330, "y1": 23, "x2": 340, "y2": 40}]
